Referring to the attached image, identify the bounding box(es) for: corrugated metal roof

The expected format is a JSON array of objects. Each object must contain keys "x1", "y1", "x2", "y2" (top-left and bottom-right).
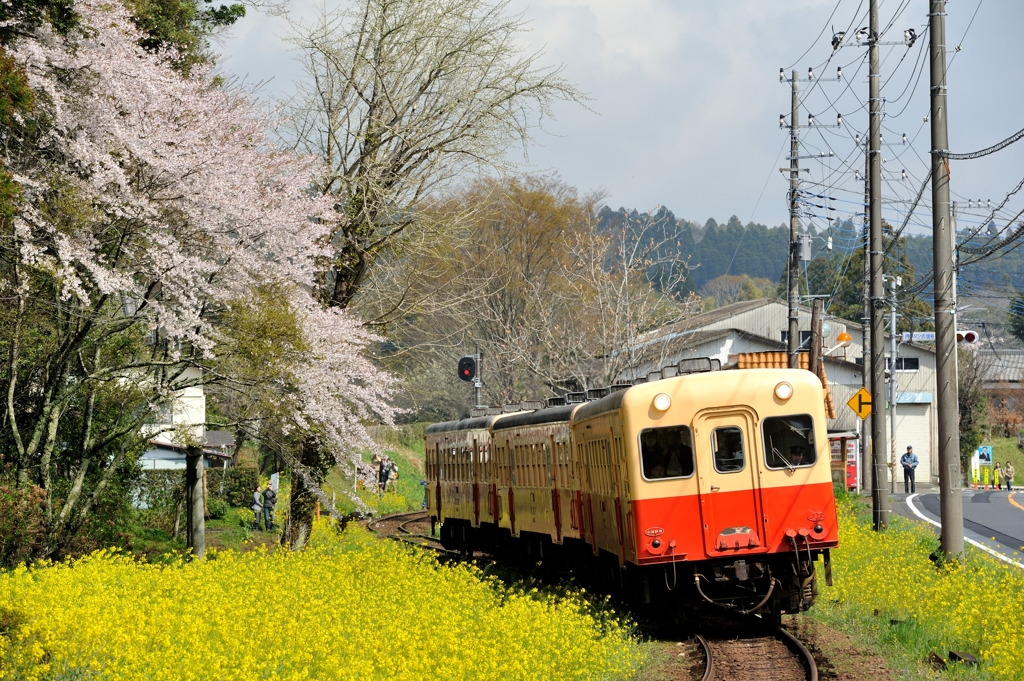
[{"x1": 736, "y1": 352, "x2": 836, "y2": 418}]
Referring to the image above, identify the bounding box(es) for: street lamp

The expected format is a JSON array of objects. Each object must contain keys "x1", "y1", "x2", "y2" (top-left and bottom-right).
[{"x1": 824, "y1": 332, "x2": 854, "y2": 356}]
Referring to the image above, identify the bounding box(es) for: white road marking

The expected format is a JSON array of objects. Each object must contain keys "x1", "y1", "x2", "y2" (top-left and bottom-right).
[{"x1": 905, "y1": 494, "x2": 1024, "y2": 569}]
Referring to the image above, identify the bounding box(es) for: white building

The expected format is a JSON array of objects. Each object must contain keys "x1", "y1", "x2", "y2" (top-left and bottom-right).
[
  {"x1": 139, "y1": 366, "x2": 207, "y2": 470},
  {"x1": 618, "y1": 299, "x2": 939, "y2": 485}
]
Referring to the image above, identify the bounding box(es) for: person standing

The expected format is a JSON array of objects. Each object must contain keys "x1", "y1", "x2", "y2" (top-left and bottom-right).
[
  {"x1": 1005, "y1": 461, "x2": 1016, "y2": 492},
  {"x1": 263, "y1": 482, "x2": 277, "y2": 530},
  {"x1": 900, "y1": 445, "x2": 919, "y2": 494},
  {"x1": 378, "y1": 456, "x2": 391, "y2": 493},
  {"x1": 251, "y1": 483, "x2": 264, "y2": 531},
  {"x1": 994, "y1": 463, "x2": 1003, "y2": 491}
]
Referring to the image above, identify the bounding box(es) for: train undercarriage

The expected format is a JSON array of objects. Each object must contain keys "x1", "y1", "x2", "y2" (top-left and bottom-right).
[{"x1": 438, "y1": 517, "x2": 830, "y2": 623}]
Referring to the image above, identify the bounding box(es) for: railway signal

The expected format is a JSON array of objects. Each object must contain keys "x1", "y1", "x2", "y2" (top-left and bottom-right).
[
  {"x1": 956, "y1": 329, "x2": 979, "y2": 343},
  {"x1": 457, "y1": 352, "x2": 484, "y2": 407},
  {"x1": 457, "y1": 356, "x2": 476, "y2": 382}
]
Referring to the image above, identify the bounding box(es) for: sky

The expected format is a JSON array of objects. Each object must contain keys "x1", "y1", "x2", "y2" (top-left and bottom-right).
[{"x1": 217, "y1": 0, "x2": 1023, "y2": 236}]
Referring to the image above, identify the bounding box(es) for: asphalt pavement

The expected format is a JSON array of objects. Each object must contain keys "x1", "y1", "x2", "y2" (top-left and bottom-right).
[{"x1": 889, "y1": 486, "x2": 1024, "y2": 567}]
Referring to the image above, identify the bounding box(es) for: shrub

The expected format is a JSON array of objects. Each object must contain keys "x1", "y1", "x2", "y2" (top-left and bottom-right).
[
  {"x1": 0, "y1": 464, "x2": 48, "y2": 569},
  {"x1": 206, "y1": 498, "x2": 229, "y2": 520}
]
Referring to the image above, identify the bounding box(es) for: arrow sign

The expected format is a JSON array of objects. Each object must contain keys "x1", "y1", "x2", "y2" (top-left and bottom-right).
[{"x1": 847, "y1": 387, "x2": 872, "y2": 420}]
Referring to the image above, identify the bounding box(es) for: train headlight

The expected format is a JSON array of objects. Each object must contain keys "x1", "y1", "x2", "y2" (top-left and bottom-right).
[
  {"x1": 652, "y1": 393, "x2": 672, "y2": 412},
  {"x1": 774, "y1": 381, "x2": 794, "y2": 400}
]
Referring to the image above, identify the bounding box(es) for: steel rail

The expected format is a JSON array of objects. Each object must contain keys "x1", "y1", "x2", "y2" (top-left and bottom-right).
[
  {"x1": 366, "y1": 510, "x2": 427, "y2": 534},
  {"x1": 776, "y1": 626, "x2": 819, "y2": 681},
  {"x1": 694, "y1": 634, "x2": 714, "y2": 681}
]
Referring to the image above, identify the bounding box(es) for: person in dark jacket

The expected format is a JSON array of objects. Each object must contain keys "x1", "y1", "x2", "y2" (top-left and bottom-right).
[
  {"x1": 251, "y1": 484, "x2": 264, "y2": 531},
  {"x1": 378, "y1": 456, "x2": 391, "y2": 493},
  {"x1": 263, "y1": 483, "x2": 277, "y2": 530}
]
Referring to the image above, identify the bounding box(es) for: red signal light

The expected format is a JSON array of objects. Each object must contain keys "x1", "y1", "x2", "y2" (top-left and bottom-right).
[{"x1": 457, "y1": 356, "x2": 476, "y2": 382}]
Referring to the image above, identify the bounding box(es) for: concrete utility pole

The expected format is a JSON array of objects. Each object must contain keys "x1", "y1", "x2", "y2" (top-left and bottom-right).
[
  {"x1": 185, "y1": 445, "x2": 205, "y2": 559},
  {"x1": 861, "y1": 153, "x2": 873, "y2": 496},
  {"x1": 889, "y1": 276, "x2": 899, "y2": 493},
  {"x1": 474, "y1": 347, "x2": 483, "y2": 408},
  {"x1": 868, "y1": 0, "x2": 890, "y2": 530},
  {"x1": 929, "y1": 0, "x2": 964, "y2": 559},
  {"x1": 788, "y1": 70, "x2": 801, "y2": 368}
]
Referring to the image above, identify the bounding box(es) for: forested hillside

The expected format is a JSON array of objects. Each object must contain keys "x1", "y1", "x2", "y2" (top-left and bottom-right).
[
  {"x1": 601, "y1": 206, "x2": 1024, "y2": 316},
  {"x1": 596, "y1": 207, "x2": 790, "y2": 292}
]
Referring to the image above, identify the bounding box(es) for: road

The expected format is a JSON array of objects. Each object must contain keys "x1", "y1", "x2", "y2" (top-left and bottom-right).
[{"x1": 891, "y1": 489, "x2": 1024, "y2": 567}]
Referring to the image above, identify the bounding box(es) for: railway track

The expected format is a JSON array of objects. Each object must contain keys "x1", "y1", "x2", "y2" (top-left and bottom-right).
[
  {"x1": 368, "y1": 514, "x2": 819, "y2": 680},
  {"x1": 690, "y1": 625, "x2": 817, "y2": 681},
  {"x1": 367, "y1": 510, "x2": 451, "y2": 553}
]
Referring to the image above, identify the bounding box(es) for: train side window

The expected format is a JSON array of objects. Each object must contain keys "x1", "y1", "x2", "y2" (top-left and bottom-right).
[
  {"x1": 639, "y1": 426, "x2": 695, "y2": 480},
  {"x1": 762, "y1": 414, "x2": 816, "y2": 469},
  {"x1": 711, "y1": 427, "x2": 745, "y2": 473}
]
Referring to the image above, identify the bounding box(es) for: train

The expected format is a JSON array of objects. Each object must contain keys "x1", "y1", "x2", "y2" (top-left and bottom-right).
[{"x1": 424, "y1": 359, "x2": 838, "y2": 622}]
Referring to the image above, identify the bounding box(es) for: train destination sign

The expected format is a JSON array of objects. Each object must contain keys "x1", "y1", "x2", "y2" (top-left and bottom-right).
[{"x1": 847, "y1": 387, "x2": 872, "y2": 420}]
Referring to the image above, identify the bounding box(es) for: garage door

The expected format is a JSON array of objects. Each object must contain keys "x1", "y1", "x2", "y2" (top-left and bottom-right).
[{"x1": 893, "y1": 404, "x2": 932, "y2": 482}]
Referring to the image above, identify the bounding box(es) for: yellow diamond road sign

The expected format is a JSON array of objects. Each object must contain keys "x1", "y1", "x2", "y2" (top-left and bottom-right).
[{"x1": 847, "y1": 387, "x2": 872, "y2": 420}]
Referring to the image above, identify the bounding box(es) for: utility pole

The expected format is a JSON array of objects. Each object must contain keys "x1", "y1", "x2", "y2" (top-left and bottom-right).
[
  {"x1": 888, "y1": 276, "x2": 899, "y2": 493},
  {"x1": 930, "y1": 0, "x2": 964, "y2": 559},
  {"x1": 861, "y1": 153, "x2": 873, "y2": 496},
  {"x1": 788, "y1": 70, "x2": 801, "y2": 368},
  {"x1": 474, "y1": 348, "x2": 483, "y2": 408},
  {"x1": 185, "y1": 444, "x2": 205, "y2": 559},
  {"x1": 868, "y1": 0, "x2": 890, "y2": 530}
]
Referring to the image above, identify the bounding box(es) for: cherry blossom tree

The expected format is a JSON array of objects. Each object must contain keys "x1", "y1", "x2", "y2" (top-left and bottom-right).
[{"x1": 0, "y1": 0, "x2": 393, "y2": 558}]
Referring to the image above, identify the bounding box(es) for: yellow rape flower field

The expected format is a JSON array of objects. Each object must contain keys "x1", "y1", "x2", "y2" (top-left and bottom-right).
[
  {"x1": 0, "y1": 525, "x2": 643, "y2": 681},
  {"x1": 818, "y1": 497, "x2": 1024, "y2": 680}
]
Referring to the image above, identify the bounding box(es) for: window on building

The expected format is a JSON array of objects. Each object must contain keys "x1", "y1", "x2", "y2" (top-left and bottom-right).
[
  {"x1": 763, "y1": 414, "x2": 817, "y2": 469},
  {"x1": 895, "y1": 357, "x2": 919, "y2": 371},
  {"x1": 780, "y1": 330, "x2": 813, "y2": 347}
]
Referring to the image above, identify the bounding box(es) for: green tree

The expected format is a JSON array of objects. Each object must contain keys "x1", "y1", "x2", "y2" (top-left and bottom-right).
[
  {"x1": 806, "y1": 222, "x2": 933, "y2": 330},
  {"x1": 958, "y1": 348, "x2": 988, "y2": 469},
  {"x1": 124, "y1": 0, "x2": 245, "y2": 72},
  {"x1": 1008, "y1": 293, "x2": 1024, "y2": 343}
]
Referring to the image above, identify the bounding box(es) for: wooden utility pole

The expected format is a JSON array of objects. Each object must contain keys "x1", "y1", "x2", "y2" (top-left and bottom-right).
[
  {"x1": 809, "y1": 299, "x2": 823, "y2": 378},
  {"x1": 185, "y1": 445, "x2": 205, "y2": 559},
  {"x1": 868, "y1": 0, "x2": 890, "y2": 530},
  {"x1": 788, "y1": 70, "x2": 801, "y2": 368},
  {"x1": 929, "y1": 0, "x2": 964, "y2": 558}
]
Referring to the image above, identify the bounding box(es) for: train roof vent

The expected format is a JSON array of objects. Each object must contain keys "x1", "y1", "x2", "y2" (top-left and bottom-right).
[
  {"x1": 661, "y1": 365, "x2": 679, "y2": 378},
  {"x1": 608, "y1": 383, "x2": 632, "y2": 393},
  {"x1": 485, "y1": 406, "x2": 503, "y2": 415},
  {"x1": 676, "y1": 357, "x2": 720, "y2": 375},
  {"x1": 546, "y1": 396, "x2": 567, "y2": 407},
  {"x1": 521, "y1": 400, "x2": 545, "y2": 411},
  {"x1": 633, "y1": 376, "x2": 647, "y2": 384},
  {"x1": 565, "y1": 391, "x2": 587, "y2": 404},
  {"x1": 502, "y1": 404, "x2": 521, "y2": 413},
  {"x1": 586, "y1": 387, "x2": 609, "y2": 400},
  {"x1": 647, "y1": 370, "x2": 662, "y2": 382},
  {"x1": 469, "y1": 407, "x2": 488, "y2": 418}
]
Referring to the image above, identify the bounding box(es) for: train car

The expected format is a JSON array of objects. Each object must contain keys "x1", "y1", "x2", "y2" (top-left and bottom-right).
[{"x1": 425, "y1": 362, "x2": 838, "y2": 621}]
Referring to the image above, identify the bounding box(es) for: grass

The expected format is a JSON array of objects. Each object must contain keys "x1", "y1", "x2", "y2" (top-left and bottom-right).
[
  {"x1": 987, "y1": 437, "x2": 1024, "y2": 487},
  {"x1": 323, "y1": 422, "x2": 429, "y2": 516},
  {"x1": 807, "y1": 492, "x2": 1023, "y2": 680}
]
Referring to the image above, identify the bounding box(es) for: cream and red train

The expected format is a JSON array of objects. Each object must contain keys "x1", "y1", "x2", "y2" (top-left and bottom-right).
[{"x1": 424, "y1": 363, "x2": 838, "y2": 620}]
